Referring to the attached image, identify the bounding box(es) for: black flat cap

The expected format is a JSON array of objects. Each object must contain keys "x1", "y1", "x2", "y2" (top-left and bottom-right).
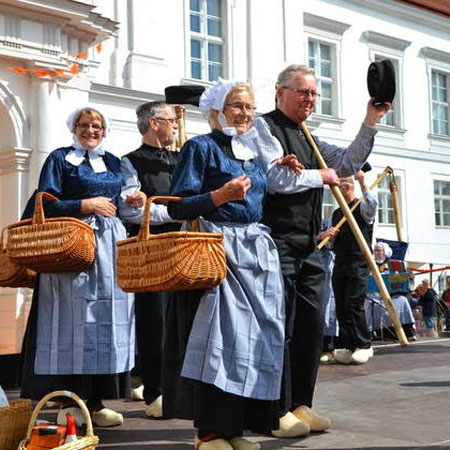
[
  {"x1": 367, "y1": 59, "x2": 396, "y2": 105},
  {"x1": 165, "y1": 85, "x2": 205, "y2": 107}
]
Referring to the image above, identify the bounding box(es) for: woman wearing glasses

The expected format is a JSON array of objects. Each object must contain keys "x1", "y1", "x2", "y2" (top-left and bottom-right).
[
  {"x1": 162, "y1": 79, "x2": 293, "y2": 450},
  {"x1": 20, "y1": 106, "x2": 134, "y2": 428}
]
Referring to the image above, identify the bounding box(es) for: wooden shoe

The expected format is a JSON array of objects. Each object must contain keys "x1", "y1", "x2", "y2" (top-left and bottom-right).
[
  {"x1": 272, "y1": 411, "x2": 310, "y2": 438},
  {"x1": 334, "y1": 348, "x2": 353, "y2": 365},
  {"x1": 91, "y1": 408, "x2": 123, "y2": 427},
  {"x1": 229, "y1": 436, "x2": 261, "y2": 450},
  {"x1": 292, "y1": 405, "x2": 331, "y2": 431},
  {"x1": 131, "y1": 384, "x2": 144, "y2": 401},
  {"x1": 145, "y1": 395, "x2": 163, "y2": 418},
  {"x1": 57, "y1": 406, "x2": 85, "y2": 427},
  {"x1": 194, "y1": 434, "x2": 233, "y2": 450},
  {"x1": 350, "y1": 348, "x2": 372, "y2": 364},
  {"x1": 320, "y1": 351, "x2": 335, "y2": 362}
]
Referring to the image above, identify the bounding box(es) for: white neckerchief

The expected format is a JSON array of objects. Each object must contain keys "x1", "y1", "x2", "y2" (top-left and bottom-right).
[
  {"x1": 65, "y1": 138, "x2": 107, "y2": 173},
  {"x1": 218, "y1": 114, "x2": 257, "y2": 161}
]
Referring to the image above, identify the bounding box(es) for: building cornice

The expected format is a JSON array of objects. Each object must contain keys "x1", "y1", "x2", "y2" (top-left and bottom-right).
[
  {"x1": 421, "y1": 47, "x2": 450, "y2": 65},
  {"x1": 362, "y1": 31, "x2": 411, "y2": 52},
  {"x1": 303, "y1": 12, "x2": 351, "y2": 36}
]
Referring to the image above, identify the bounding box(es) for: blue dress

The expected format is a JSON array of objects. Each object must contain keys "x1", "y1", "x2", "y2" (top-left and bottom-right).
[
  {"x1": 20, "y1": 147, "x2": 134, "y2": 398},
  {"x1": 163, "y1": 130, "x2": 284, "y2": 433}
]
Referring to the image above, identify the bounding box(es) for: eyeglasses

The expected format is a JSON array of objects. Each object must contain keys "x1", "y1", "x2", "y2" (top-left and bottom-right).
[
  {"x1": 225, "y1": 103, "x2": 257, "y2": 113},
  {"x1": 283, "y1": 87, "x2": 321, "y2": 99},
  {"x1": 154, "y1": 117, "x2": 178, "y2": 125},
  {"x1": 76, "y1": 122, "x2": 103, "y2": 132}
]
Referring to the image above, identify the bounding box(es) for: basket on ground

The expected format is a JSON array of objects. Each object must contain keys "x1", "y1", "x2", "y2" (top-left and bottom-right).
[
  {"x1": 0, "y1": 228, "x2": 36, "y2": 288},
  {"x1": 18, "y1": 390, "x2": 99, "y2": 450},
  {"x1": 6, "y1": 192, "x2": 95, "y2": 273},
  {"x1": 117, "y1": 196, "x2": 227, "y2": 292},
  {"x1": 0, "y1": 399, "x2": 32, "y2": 450}
]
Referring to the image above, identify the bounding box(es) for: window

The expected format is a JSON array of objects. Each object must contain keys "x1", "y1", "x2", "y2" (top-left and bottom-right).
[
  {"x1": 189, "y1": 0, "x2": 223, "y2": 82},
  {"x1": 322, "y1": 186, "x2": 337, "y2": 222},
  {"x1": 377, "y1": 175, "x2": 401, "y2": 225},
  {"x1": 434, "y1": 180, "x2": 450, "y2": 227},
  {"x1": 431, "y1": 70, "x2": 449, "y2": 136},
  {"x1": 308, "y1": 39, "x2": 334, "y2": 116}
]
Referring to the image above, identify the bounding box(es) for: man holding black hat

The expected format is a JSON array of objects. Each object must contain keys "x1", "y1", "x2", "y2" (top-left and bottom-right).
[
  {"x1": 253, "y1": 64, "x2": 391, "y2": 437},
  {"x1": 119, "y1": 101, "x2": 180, "y2": 418}
]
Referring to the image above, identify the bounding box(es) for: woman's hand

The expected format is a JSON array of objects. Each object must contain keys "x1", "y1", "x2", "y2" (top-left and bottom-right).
[
  {"x1": 125, "y1": 191, "x2": 147, "y2": 208},
  {"x1": 277, "y1": 155, "x2": 304, "y2": 173},
  {"x1": 81, "y1": 196, "x2": 117, "y2": 217},
  {"x1": 211, "y1": 175, "x2": 252, "y2": 206}
]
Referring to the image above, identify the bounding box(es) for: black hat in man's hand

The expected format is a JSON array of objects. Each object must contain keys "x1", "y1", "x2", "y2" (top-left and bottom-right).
[
  {"x1": 367, "y1": 59, "x2": 396, "y2": 105},
  {"x1": 165, "y1": 85, "x2": 205, "y2": 107}
]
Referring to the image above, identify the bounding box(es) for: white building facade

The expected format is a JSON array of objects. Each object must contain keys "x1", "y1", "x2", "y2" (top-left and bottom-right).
[{"x1": 0, "y1": 0, "x2": 449, "y2": 354}]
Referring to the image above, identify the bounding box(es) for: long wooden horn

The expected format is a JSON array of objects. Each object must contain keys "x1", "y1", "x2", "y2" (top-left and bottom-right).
[
  {"x1": 317, "y1": 166, "x2": 393, "y2": 250},
  {"x1": 300, "y1": 121, "x2": 408, "y2": 345},
  {"x1": 389, "y1": 174, "x2": 404, "y2": 242}
]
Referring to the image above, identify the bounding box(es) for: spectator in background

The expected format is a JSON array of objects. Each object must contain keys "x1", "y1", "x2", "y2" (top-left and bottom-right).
[
  {"x1": 441, "y1": 278, "x2": 450, "y2": 331},
  {"x1": 418, "y1": 280, "x2": 438, "y2": 337}
]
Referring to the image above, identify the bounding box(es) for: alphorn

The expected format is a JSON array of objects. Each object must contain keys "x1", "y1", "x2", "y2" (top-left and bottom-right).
[
  {"x1": 300, "y1": 121, "x2": 408, "y2": 345},
  {"x1": 389, "y1": 175, "x2": 404, "y2": 242},
  {"x1": 317, "y1": 166, "x2": 393, "y2": 250}
]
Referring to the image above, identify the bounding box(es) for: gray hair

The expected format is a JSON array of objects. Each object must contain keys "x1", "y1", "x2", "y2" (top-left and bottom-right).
[
  {"x1": 136, "y1": 101, "x2": 174, "y2": 135},
  {"x1": 276, "y1": 64, "x2": 315, "y2": 89}
]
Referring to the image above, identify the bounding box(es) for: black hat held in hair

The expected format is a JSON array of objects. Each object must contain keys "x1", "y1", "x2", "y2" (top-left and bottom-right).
[
  {"x1": 165, "y1": 85, "x2": 206, "y2": 107},
  {"x1": 367, "y1": 59, "x2": 396, "y2": 105}
]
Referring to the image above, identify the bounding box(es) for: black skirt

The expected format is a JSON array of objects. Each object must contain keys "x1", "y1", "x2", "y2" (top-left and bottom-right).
[
  {"x1": 20, "y1": 276, "x2": 129, "y2": 401},
  {"x1": 162, "y1": 289, "x2": 279, "y2": 436}
]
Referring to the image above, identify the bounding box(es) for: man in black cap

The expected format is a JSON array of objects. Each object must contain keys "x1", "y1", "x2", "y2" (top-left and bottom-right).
[
  {"x1": 328, "y1": 171, "x2": 378, "y2": 365},
  {"x1": 253, "y1": 64, "x2": 390, "y2": 438},
  {"x1": 119, "y1": 101, "x2": 180, "y2": 418}
]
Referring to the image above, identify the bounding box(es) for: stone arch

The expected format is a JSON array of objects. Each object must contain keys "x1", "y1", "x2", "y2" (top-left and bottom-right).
[{"x1": 0, "y1": 81, "x2": 28, "y2": 149}]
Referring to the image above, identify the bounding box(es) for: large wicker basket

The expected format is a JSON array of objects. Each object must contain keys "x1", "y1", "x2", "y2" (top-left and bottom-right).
[
  {"x1": 0, "y1": 399, "x2": 32, "y2": 450},
  {"x1": 6, "y1": 192, "x2": 96, "y2": 273},
  {"x1": 18, "y1": 390, "x2": 99, "y2": 450},
  {"x1": 117, "y1": 196, "x2": 227, "y2": 292},
  {"x1": 0, "y1": 228, "x2": 36, "y2": 288}
]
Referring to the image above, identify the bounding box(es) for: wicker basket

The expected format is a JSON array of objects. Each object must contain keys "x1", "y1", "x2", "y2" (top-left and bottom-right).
[
  {"x1": 18, "y1": 390, "x2": 99, "y2": 450},
  {"x1": 6, "y1": 192, "x2": 96, "y2": 273},
  {"x1": 0, "y1": 399, "x2": 32, "y2": 450},
  {"x1": 117, "y1": 196, "x2": 227, "y2": 292},
  {"x1": 0, "y1": 228, "x2": 36, "y2": 288}
]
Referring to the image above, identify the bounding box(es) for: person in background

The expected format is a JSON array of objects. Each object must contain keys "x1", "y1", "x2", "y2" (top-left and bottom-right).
[
  {"x1": 419, "y1": 279, "x2": 438, "y2": 337},
  {"x1": 20, "y1": 106, "x2": 134, "y2": 427},
  {"x1": 316, "y1": 221, "x2": 339, "y2": 362},
  {"x1": 440, "y1": 278, "x2": 450, "y2": 331},
  {"x1": 163, "y1": 79, "x2": 285, "y2": 450},
  {"x1": 119, "y1": 101, "x2": 180, "y2": 418},
  {"x1": 373, "y1": 242, "x2": 393, "y2": 273},
  {"x1": 252, "y1": 64, "x2": 390, "y2": 436},
  {"x1": 330, "y1": 171, "x2": 378, "y2": 365}
]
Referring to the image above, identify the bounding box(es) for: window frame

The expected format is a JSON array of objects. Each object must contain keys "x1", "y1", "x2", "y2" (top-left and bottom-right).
[
  {"x1": 430, "y1": 69, "x2": 449, "y2": 137},
  {"x1": 185, "y1": 0, "x2": 227, "y2": 83},
  {"x1": 433, "y1": 179, "x2": 450, "y2": 228}
]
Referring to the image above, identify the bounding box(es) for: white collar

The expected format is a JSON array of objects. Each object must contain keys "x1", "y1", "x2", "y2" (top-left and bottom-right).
[
  {"x1": 65, "y1": 139, "x2": 107, "y2": 173},
  {"x1": 221, "y1": 126, "x2": 258, "y2": 161}
]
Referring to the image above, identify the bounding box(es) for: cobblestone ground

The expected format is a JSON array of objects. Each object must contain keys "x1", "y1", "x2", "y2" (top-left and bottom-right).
[{"x1": 7, "y1": 337, "x2": 450, "y2": 449}]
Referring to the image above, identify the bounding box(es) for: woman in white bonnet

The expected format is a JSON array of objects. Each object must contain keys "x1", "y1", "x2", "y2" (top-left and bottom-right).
[
  {"x1": 374, "y1": 241, "x2": 393, "y2": 273},
  {"x1": 20, "y1": 106, "x2": 135, "y2": 428},
  {"x1": 162, "y1": 79, "x2": 288, "y2": 450}
]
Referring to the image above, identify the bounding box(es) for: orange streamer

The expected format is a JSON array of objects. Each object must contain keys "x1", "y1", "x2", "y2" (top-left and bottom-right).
[
  {"x1": 75, "y1": 51, "x2": 88, "y2": 59},
  {"x1": 69, "y1": 63, "x2": 79, "y2": 74},
  {"x1": 6, "y1": 67, "x2": 28, "y2": 74},
  {"x1": 95, "y1": 42, "x2": 102, "y2": 53}
]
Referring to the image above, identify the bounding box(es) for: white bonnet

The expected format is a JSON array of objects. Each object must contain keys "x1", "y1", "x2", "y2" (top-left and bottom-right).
[
  {"x1": 66, "y1": 105, "x2": 111, "y2": 136},
  {"x1": 375, "y1": 241, "x2": 393, "y2": 259},
  {"x1": 199, "y1": 78, "x2": 245, "y2": 118}
]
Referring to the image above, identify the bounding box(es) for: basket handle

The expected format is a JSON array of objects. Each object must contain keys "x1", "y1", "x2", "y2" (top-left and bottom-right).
[
  {"x1": 0, "y1": 227, "x2": 7, "y2": 251},
  {"x1": 32, "y1": 191, "x2": 60, "y2": 225},
  {"x1": 24, "y1": 390, "x2": 95, "y2": 441},
  {"x1": 137, "y1": 195, "x2": 199, "y2": 241}
]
